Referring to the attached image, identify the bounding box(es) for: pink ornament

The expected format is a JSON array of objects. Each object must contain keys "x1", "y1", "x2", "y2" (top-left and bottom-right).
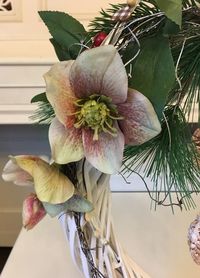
[{"x1": 188, "y1": 215, "x2": 200, "y2": 265}]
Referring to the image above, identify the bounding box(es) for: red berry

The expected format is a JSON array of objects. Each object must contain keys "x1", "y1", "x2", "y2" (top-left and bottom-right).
[{"x1": 93, "y1": 32, "x2": 107, "y2": 47}]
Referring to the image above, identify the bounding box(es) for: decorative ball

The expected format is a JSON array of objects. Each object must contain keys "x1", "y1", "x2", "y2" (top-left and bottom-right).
[
  {"x1": 193, "y1": 128, "x2": 200, "y2": 152},
  {"x1": 188, "y1": 215, "x2": 200, "y2": 265},
  {"x1": 127, "y1": 0, "x2": 139, "y2": 8},
  {"x1": 92, "y1": 32, "x2": 107, "y2": 47}
]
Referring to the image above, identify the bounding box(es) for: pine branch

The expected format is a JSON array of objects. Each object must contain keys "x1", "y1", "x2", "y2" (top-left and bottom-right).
[
  {"x1": 30, "y1": 101, "x2": 55, "y2": 124},
  {"x1": 88, "y1": 1, "x2": 160, "y2": 37},
  {"x1": 169, "y1": 31, "x2": 200, "y2": 121},
  {"x1": 123, "y1": 106, "x2": 200, "y2": 210}
]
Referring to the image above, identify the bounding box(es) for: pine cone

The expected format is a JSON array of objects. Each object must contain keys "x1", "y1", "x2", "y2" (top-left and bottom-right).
[{"x1": 188, "y1": 215, "x2": 200, "y2": 265}]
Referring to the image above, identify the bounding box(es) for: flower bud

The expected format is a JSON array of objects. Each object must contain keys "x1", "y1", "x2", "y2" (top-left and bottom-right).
[{"x1": 23, "y1": 193, "x2": 46, "y2": 230}]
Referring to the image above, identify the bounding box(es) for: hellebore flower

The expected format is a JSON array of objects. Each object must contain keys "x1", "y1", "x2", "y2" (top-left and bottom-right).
[
  {"x1": 2, "y1": 155, "x2": 74, "y2": 204},
  {"x1": 23, "y1": 193, "x2": 46, "y2": 230},
  {"x1": 2, "y1": 156, "x2": 93, "y2": 226},
  {"x1": 44, "y1": 45, "x2": 161, "y2": 174}
]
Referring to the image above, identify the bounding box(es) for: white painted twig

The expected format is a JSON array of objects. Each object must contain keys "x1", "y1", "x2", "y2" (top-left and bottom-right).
[{"x1": 59, "y1": 160, "x2": 151, "y2": 278}]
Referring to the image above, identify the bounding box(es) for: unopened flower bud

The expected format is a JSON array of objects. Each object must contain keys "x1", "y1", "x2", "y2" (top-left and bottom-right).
[{"x1": 23, "y1": 193, "x2": 46, "y2": 230}]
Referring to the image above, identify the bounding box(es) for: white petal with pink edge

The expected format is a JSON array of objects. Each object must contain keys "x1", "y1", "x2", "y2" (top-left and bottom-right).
[
  {"x1": 82, "y1": 125, "x2": 125, "y2": 174},
  {"x1": 44, "y1": 60, "x2": 77, "y2": 128},
  {"x1": 2, "y1": 157, "x2": 33, "y2": 186},
  {"x1": 70, "y1": 45, "x2": 128, "y2": 104},
  {"x1": 117, "y1": 89, "x2": 161, "y2": 145},
  {"x1": 49, "y1": 117, "x2": 84, "y2": 164}
]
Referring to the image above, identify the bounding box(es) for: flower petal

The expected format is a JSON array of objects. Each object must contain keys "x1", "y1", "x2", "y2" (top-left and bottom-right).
[
  {"x1": 44, "y1": 60, "x2": 77, "y2": 128},
  {"x1": 70, "y1": 45, "x2": 128, "y2": 104},
  {"x1": 9, "y1": 155, "x2": 39, "y2": 176},
  {"x1": 33, "y1": 159, "x2": 74, "y2": 204},
  {"x1": 49, "y1": 117, "x2": 84, "y2": 164},
  {"x1": 23, "y1": 193, "x2": 46, "y2": 230},
  {"x1": 2, "y1": 157, "x2": 33, "y2": 186},
  {"x1": 117, "y1": 89, "x2": 162, "y2": 145},
  {"x1": 82, "y1": 125, "x2": 125, "y2": 174}
]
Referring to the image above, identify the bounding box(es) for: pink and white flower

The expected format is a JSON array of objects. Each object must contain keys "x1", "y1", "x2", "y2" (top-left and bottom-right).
[
  {"x1": 2, "y1": 155, "x2": 74, "y2": 204},
  {"x1": 44, "y1": 45, "x2": 161, "y2": 174}
]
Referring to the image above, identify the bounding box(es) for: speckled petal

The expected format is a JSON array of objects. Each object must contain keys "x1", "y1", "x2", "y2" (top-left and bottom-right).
[
  {"x1": 82, "y1": 125, "x2": 125, "y2": 174},
  {"x1": 70, "y1": 45, "x2": 127, "y2": 104},
  {"x1": 49, "y1": 117, "x2": 84, "y2": 164},
  {"x1": 117, "y1": 89, "x2": 161, "y2": 145},
  {"x1": 44, "y1": 60, "x2": 77, "y2": 128}
]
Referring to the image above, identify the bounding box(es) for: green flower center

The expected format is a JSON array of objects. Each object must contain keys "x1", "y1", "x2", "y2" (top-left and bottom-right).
[
  {"x1": 81, "y1": 100, "x2": 109, "y2": 128},
  {"x1": 74, "y1": 95, "x2": 123, "y2": 140}
]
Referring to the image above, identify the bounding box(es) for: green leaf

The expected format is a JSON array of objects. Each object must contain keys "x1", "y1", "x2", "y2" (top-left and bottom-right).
[
  {"x1": 155, "y1": 0, "x2": 182, "y2": 27},
  {"x1": 163, "y1": 19, "x2": 180, "y2": 36},
  {"x1": 31, "y1": 93, "x2": 48, "y2": 103},
  {"x1": 43, "y1": 195, "x2": 93, "y2": 217},
  {"x1": 130, "y1": 35, "x2": 175, "y2": 119},
  {"x1": 39, "y1": 11, "x2": 87, "y2": 59},
  {"x1": 50, "y1": 38, "x2": 71, "y2": 61}
]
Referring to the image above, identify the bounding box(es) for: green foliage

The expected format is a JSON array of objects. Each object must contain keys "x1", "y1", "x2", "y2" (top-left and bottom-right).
[
  {"x1": 123, "y1": 106, "x2": 200, "y2": 210},
  {"x1": 155, "y1": 0, "x2": 182, "y2": 26},
  {"x1": 31, "y1": 92, "x2": 48, "y2": 103},
  {"x1": 162, "y1": 19, "x2": 180, "y2": 36},
  {"x1": 39, "y1": 11, "x2": 87, "y2": 60},
  {"x1": 30, "y1": 101, "x2": 55, "y2": 124},
  {"x1": 88, "y1": 1, "x2": 160, "y2": 37},
  {"x1": 169, "y1": 29, "x2": 200, "y2": 121},
  {"x1": 182, "y1": 0, "x2": 200, "y2": 8},
  {"x1": 130, "y1": 35, "x2": 175, "y2": 119},
  {"x1": 50, "y1": 38, "x2": 72, "y2": 61},
  {"x1": 43, "y1": 195, "x2": 93, "y2": 217},
  {"x1": 30, "y1": 92, "x2": 54, "y2": 124}
]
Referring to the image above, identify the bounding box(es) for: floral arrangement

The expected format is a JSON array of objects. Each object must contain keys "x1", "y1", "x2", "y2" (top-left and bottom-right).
[{"x1": 2, "y1": 0, "x2": 200, "y2": 277}]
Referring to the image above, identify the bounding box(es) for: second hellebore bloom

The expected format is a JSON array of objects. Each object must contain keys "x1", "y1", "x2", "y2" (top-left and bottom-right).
[
  {"x1": 2, "y1": 155, "x2": 74, "y2": 204},
  {"x1": 45, "y1": 45, "x2": 161, "y2": 174}
]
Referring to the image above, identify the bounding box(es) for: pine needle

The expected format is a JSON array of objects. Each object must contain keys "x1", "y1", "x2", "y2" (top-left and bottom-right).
[
  {"x1": 170, "y1": 34, "x2": 200, "y2": 122},
  {"x1": 122, "y1": 106, "x2": 200, "y2": 210},
  {"x1": 30, "y1": 101, "x2": 55, "y2": 124}
]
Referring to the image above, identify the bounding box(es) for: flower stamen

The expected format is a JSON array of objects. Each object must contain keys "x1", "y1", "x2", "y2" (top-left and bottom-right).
[{"x1": 73, "y1": 95, "x2": 122, "y2": 141}]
